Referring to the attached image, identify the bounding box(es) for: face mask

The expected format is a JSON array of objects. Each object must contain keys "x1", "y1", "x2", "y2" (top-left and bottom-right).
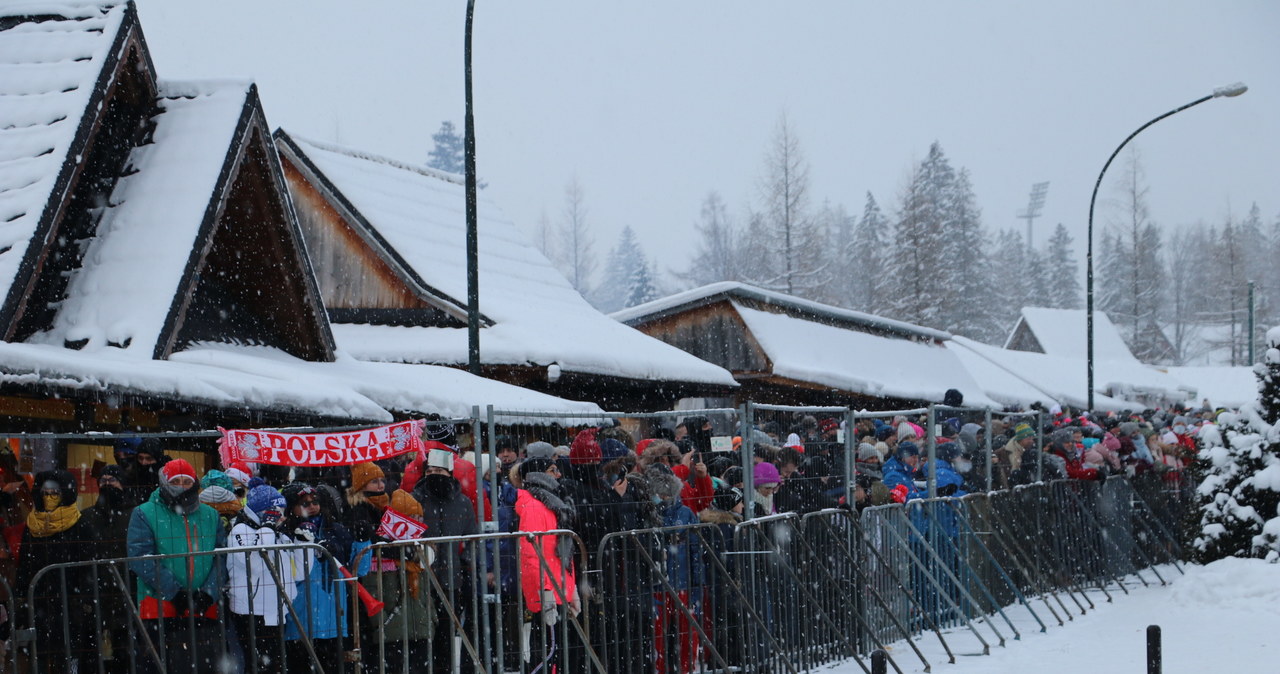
[
  {"x1": 97, "y1": 485, "x2": 125, "y2": 508},
  {"x1": 42, "y1": 494, "x2": 61, "y2": 511},
  {"x1": 365, "y1": 491, "x2": 389, "y2": 509},
  {"x1": 422, "y1": 474, "x2": 455, "y2": 500},
  {"x1": 955, "y1": 459, "x2": 973, "y2": 474},
  {"x1": 161, "y1": 483, "x2": 200, "y2": 515},
  {"x1": 1173, "y1": 425, "x2": 1186, "y2": 435}
]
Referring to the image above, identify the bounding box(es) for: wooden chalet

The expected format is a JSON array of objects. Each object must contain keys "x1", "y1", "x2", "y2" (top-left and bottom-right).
[
  {"x1": 613, "y1": 282, "x2": 998, "y2": 409},
  {"x1": 273, "y1": 131, "x2": 737, "y2": 411},
  {"x1": 0, "y1": 2, "x2": 604, "y2": 476}
]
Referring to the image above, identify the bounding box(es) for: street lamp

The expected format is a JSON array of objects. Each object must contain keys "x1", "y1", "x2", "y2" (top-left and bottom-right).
[{"x1": 1086, "y1": 82, "x2": 1247, "y2": 410}]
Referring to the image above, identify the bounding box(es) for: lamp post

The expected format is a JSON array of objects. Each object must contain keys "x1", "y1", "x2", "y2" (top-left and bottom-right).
[
  {"x1": 464, "y1": 0, "x2": 480, "y2": 374},
  {"x1": 1085, "y1": 82, "x2": 1247, "y2": 411}
]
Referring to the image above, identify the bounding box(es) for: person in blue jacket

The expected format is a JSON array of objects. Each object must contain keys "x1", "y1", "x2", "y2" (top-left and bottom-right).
[
  {"x1": 282, "y1": 482, "x2": 372, "y2": 671},
  {"x1": 881, "y1": 441, "x2": 923, "y2": 501}
]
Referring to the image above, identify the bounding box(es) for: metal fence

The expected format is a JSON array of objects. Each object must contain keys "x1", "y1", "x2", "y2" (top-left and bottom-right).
[{"x1": 1, "y1": 402, "x2": 1193, "y2": 673}]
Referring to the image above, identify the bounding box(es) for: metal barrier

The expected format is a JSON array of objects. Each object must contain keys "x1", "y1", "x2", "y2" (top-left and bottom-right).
[{"x1": 23, "y1": 542, "x2": 348, "y2": 674}]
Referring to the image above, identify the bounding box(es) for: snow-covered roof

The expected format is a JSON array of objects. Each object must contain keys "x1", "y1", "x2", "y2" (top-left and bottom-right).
[
  {"x1": 1006, "y1": 307, "x2": 1138, "y2": 362},
  {"x1": 614, "y1": 281, "x2": 951, "y2": 342},
  {"x1": 944, "y1": 338, "x2": 1063, "y2": 409},
  {"x1": 950, "y1": 335, "x2": 1190, "y2": 411},
  {"x1": 1166, "y1": 366, "x2": 1257, "y2": 410},
  {"x1": 732, "y1": 302, "x2": 999, "y2": 407},
  {"x1": 0, "y1": 340, "x2": 604, "y2": 422},
  {"x1": 29, "y1": 80, "x2": 253, "y2": 355},
  {"x1": 279, "y1": 133, "x2": 736, "y2": 387},
  {"x1": 0, "y1": 1, "x2": 129, "y2": 316}
]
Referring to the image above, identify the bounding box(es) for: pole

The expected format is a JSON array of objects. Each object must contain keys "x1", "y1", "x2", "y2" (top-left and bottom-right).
[
  {"x1": 926, "y1": 405, "x2": 937, "y2": 499},
  {"x1": 1086, "y1": 84, "x2": 1247, "y2": 410},
  {"x1": 463, "y1": 0, "x2": 481, "y2": 374},
  {"x1": 1248, "y1": 280, "x2": 1256, "y2": 364},
  {"x1": 1146, "y1": 624, "x2": 1162, "y2": 674}
]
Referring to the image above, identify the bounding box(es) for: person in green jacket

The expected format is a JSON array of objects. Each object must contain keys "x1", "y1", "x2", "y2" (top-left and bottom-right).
[{"x1": 126, "y1": 458, "x2": 227, "y2": 674}]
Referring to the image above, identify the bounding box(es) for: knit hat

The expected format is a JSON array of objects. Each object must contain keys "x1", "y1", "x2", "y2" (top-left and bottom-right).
[
  {"x1": 390, "y1": 489, "x2": 423, "y2": 519},
  {"x1": 136, "y1": 438, "x2": 166, "y2": 463},
  {"x1": 857, "y1": 443, "x2": 882, "y2": 462},
  {"x1": 246, "y1": 485, "x2": 286, "y2": 519},
  {"x1": 943, "y1": 388, "x2": 964, "y2": 408},
  {"x1": 600, "y1": 438, "x2": 630, "y2": 462},
  {"x1": 712, "y1": 486, "x2": 744, "y2": 512},
  {"x1": 161, "y1": 459, "x2": 197, "y2": 484},
  {"x1": 569, "y1": 428, "x2": 602, "y2": 465},
  {"x1": 819, "y1": 418, "x2": 839, "y2": 434},
  {"x1": 722, "y1": 466, "x2": 743, "y2": 487},
  {"x1": 753, "y1": 462, "x2": 781, "y2": 487},
  {"x1": 876, "y1": 426, "x2": 896, "y2": 441},
  {"x1": 199, "y1": 484, "x2": 238, "y2": 505},
  {"x1": 281, "y1": 482, "x2": 318, "y2": 512},
  {"x1": 350, "y1": 462, "x2": 385, "y2": 492},
  {"x1": 897, "y1": 441, "x2": 920, "y2": 458},
  {"x1": 425, "y1": 422, "x2": 456, "y2": 444},
  {"x1": 525, "y1": 441, "x2": 556, "y2": 460},
  {"x1": 225, "y1": 461, "x2": 252, "y2": 487},
  {"x1": 936, "y1": 441, "x2": 961, "y2": 462},
  {"x1": 427, "y1": 448, "x2": 455, "y2": 472},
  {"x1": 646, "y1": 464, "x2": 684, "y2": 500},
  {"x1": 518, "y1": 458, "x2": 556, "y2": 480},
  {"x1": 200, "y1": 469, "x2": 234, "y2": 492},
  {"x1": 1013, "y1": 424, "x2": 1035, "y2": 442}
]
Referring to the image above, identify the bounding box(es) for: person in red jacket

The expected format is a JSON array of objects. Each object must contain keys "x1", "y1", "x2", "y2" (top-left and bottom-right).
[{"x1": 514, "y1": 460, "x2": 579, "y2": 672}]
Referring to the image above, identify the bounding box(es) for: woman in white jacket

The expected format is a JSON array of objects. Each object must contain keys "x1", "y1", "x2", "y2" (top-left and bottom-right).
[{"x1": 226, "y1": 484, "x2": 309, "y2": 674}]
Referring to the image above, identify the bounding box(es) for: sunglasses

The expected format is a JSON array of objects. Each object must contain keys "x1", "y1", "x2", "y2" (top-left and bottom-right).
[{"x1": 298, "y1": 499, "x2": 320, "y2": 507}]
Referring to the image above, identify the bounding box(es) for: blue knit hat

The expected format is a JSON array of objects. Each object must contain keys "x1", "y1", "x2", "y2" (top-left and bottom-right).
[
  {"x1": 600, "y1": 438, "x2": 630, "y2": 462},
  {"x1": 246, "y1": 485, "x2": 286, "y2": 524},
  {"x1": 897, "y1": 441, "x2": 920, "y2": 458}
]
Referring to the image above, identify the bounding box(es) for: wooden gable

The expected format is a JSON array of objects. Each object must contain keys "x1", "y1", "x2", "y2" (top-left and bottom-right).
[
  {"x1": 1004, "y1": 317, "x2": 1044, "y2": 353},
  {"x1": 274, "y1": 131, "x2": 471, "y2": 329},
  {"x1": 4, "y1": 5, "x2": 158, "y2": 341},
  {"x1": 628, "y1": 297, "x2": 771, "y2": 375},
  {"x1": 161, "y1": 88, "x2": 335, "y2": 361}
]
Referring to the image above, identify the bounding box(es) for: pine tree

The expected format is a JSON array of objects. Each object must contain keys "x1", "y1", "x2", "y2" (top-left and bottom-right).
[
  {"x1": 426, "y1": 121, "x2": 464, "y2": 174},
  {"x1": 1193, "y1": 326, "x2": 1280, "y2": 562},
  {"x1": 937, "y1": 168, "x2": 1000, "y2": 341},
  {"x1": 850, "y1": 192, "x2": 890, "y2": 314},
  {"x1": 624, "y1": 256, "x2": 659, "y2": 308},
  {"x1": 888, "y1": 141, "x2": 955, "y2": 330},
  {"x1": 1043, "y1": 223, "x2": 1081, "y2": 309},
  {"x1": 677, "y1": 191, "x2": 740, "y2": 287}
]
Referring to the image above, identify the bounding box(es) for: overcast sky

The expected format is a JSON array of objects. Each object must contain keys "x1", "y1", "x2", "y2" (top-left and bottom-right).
[{"x1": 136, "y1": 1, "x2": 1277, "y2": 290}]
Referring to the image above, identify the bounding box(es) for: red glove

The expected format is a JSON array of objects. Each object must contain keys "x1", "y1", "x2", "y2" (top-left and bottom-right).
[{"x1": 891, "y1": 484, "x2": 909, "y2": 504}]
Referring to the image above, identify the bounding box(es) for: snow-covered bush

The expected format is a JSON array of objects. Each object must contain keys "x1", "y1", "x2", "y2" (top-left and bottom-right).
[{"x1": 1192, "y1": 326, "x2": 1280, "y2": 563}]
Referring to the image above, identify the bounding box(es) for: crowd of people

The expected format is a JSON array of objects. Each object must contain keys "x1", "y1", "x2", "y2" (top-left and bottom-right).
[{"x1": 0, "y1": 402, "x2": 1215, "y2": 673}]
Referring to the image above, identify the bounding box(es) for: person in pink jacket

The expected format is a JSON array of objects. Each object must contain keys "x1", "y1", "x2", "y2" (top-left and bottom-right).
[{"x1": 514, "y1": 459, "x2": 580, "y2": 671}]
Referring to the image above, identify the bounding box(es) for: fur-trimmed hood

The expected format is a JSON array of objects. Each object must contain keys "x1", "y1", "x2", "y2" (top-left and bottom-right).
[{"x1": 698, "y1": 508, "x2": 740, "y2": 525}]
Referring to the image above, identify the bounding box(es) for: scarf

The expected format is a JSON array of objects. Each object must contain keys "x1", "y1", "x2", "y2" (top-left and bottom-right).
[{"x1": 28, "y1": 505, "x2": 81, "y2": 538}]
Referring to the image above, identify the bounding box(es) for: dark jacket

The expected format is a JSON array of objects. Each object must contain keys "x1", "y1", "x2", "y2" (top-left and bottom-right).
[{"x1": 412, "y1": 475, "x2": 478, "y2": 597}]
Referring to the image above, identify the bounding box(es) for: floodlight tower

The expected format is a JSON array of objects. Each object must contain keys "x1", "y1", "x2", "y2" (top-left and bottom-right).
[{"x1": 1016, "y1": 181, "x2": 1050, "y2": 249}]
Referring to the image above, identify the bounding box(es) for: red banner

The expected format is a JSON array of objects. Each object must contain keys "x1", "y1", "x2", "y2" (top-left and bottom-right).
[
  {"x1": 218, "y1": 420, "x2": 426, "y2": 467},
  {"x1": 377, "y1": 507, "x2": 428, "y2": 541}
]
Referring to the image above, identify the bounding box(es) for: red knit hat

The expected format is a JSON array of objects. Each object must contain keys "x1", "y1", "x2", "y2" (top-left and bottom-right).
[
  {"x1": 162, "y1": 459, "x2": 197, "y2": 483},
  {"x1": 569, "y1": 428, "x2": 602, "y2": 465}
]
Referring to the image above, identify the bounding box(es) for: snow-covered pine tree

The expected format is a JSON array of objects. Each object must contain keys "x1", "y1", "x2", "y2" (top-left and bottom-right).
[
  {"x1": 888, "y1": 141, "x2": 955, "y2": 330},
  {"x1": 1044, "y1": 223, "x2": 1081, "y2": 309},
  {"x1": 426, "y1": 121, "x2": 464, "y2": 174},
  {"x1": 850, "y1": 192, "x2": 890, "y2": 314},
  {"x1": 624, "y1": 255, "x2": 660, "y2": 309},
  {"x1": 938, "y1": 168, "x2": 1000, "y2": 341},
  {"x1": 1193, "y1": 325, "x2": 1280, "y2": 562}
]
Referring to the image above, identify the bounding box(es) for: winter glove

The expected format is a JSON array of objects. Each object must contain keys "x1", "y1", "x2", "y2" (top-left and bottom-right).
[
  {"x1": 293, "y1": 527, "x2": 316, "y2": 544},
  {"x1": 320, "y1": 537, "x2": 345, "y2": 562},
  {"x1": 1094, "y1": 469, "x2": 1108, "y2": 481},
  {"x1": 169, "y1": 590, "x2": 192, "y2": 615},
  {"x1": 192, "y1": 591, "x2": 217, "y2": 616},
  {"x1": 938, "y1": 484, "x2": 958, "y2": 497},
  {"x1": 568, "y1": 594, "x2": 581, "y2": 618},
  {"x1": 541, "y1": 589, "x2": 559, "y2": 626}
]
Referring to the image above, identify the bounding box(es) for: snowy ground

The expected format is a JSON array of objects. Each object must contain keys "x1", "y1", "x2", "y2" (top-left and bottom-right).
[{"x1": 827, "y1": 557, "x2": 1280, "y2": 673}]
